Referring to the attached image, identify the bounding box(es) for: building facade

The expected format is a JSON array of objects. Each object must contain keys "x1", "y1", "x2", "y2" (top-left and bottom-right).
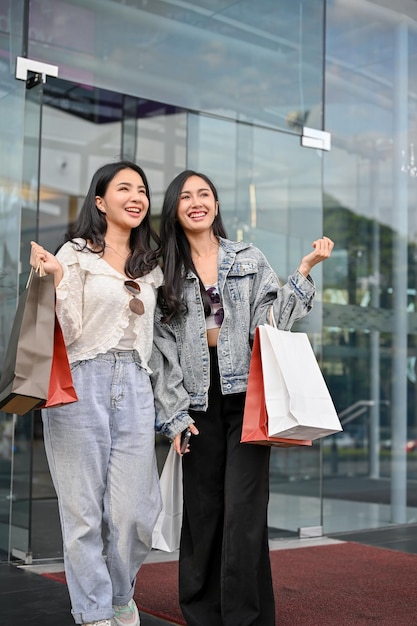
[{"x1": 0, "y1": 0, "x2": 416, "y2": 562}]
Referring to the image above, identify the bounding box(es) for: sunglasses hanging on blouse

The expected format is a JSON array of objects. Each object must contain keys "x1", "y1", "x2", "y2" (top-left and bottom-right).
[{"x1": 124, "y1": 280, "x2": 144, "y2": 315}]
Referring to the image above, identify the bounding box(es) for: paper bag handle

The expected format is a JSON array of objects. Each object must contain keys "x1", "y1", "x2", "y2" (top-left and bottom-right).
[
  {"x1": 36, "y1": 260, "x2": 46, "y2": 277},
  {"x1": 269, "y1": 306, "x2": 277, "y2": 329},
  {"x1": 26, "y1": 260, "x2": 46, "y2": 289}
]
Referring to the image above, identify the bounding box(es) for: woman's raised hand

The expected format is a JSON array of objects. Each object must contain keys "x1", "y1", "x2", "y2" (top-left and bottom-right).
[{"x1": 298, "y1": 236, "x2": 334, "y2": 277}]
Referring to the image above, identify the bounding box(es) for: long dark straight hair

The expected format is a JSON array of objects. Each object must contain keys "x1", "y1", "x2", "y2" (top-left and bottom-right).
[
  {"x1": 57, "y1": 160, "x2": 160, "y2": 277},
  {"x1": 158, "y1": 170, "x2": 227, "y2": 322}
]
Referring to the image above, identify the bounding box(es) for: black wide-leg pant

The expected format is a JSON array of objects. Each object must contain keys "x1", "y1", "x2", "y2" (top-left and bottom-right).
[{"x1": 179, "y1": 348, "x2": 275, "y2": 626}]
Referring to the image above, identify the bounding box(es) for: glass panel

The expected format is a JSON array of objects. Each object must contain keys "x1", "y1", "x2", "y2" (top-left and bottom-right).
[
  {"x1": 323, "y1": 0, "x2": 417, "y2": 533},
  {"x1": 0, "y1": 0, "x2": 28, "y2": 563},
  {"x1": 6, "y1": 78, "x2": 45, "y2": 563},
  {"x1": 28, "y1": 0, "x2": 325, "y2": 134},
  {"x1": 36, "y1": 78, "x2": 124, "y2": 249},
  {"x1": 189, "y1": 112, "x2": 324, "y2": 535},
  {"x1": 121, "y1": 94, "x2": 138, "y2": 161},
  {"x1": 135, "y1": 109, "x2": 188, "y2": 213},
  {"x1": 37, "y1": 79, "x2": 187, "y2": 234}
]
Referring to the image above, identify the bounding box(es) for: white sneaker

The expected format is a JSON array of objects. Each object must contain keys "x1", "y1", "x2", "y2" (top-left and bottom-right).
[
  {"x1": 83, "y1": 620, "x2": 112, "y2": 626},
  {"x1": 112, "y1": 599, "x2": 140, "y2": 626}
]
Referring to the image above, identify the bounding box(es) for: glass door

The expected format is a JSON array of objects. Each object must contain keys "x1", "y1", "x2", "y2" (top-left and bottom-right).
[
  {"x1": 22, "y1": 78, "x2": 188, "y2": 561},
  {"x1": 3, "y1": 72, "x2": 327, "y2": 560},
  {"x1": 4, "y1": 66, "x2": 45, "y2": 563}
]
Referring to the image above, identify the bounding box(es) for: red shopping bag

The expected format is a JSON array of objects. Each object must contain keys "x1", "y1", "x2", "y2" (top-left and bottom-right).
[
  {"x1": 40, "y1": 316, "x2": 78, "y2": 409},
  {"x1": 241, "y1": 328, "x2": 312, "y2": 448}
]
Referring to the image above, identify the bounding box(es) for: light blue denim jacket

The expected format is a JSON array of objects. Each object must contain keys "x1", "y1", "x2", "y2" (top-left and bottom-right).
[{"x1": 150, "y1": 237, "x2": 315, "y2": 440}]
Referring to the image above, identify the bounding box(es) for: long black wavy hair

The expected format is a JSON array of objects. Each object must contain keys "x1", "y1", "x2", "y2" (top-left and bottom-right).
[
  {"x1": 158, "y1": 170, "x2": 227, "y2": 323},
  {"x1": 57, "y1": 160, "x2": 160, "y2": 278}
]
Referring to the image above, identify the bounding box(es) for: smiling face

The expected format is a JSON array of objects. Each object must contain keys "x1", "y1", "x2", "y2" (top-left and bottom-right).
[
  {"x1": 95, "y1": 168, "x2": 149, "y2": 232},
  {"x1": 176, "y1": 175, "x2": 218, "y2": 236}
]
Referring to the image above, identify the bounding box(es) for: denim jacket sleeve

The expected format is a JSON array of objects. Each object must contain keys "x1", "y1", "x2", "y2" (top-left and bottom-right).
[
  {"x1": 149, "y1": 306, "x2": 194, "y2": 441},
  {"x1": 246, "y1": 248, "x2": 316, "y2": 337},
  {"x1": 271, "y1": 269, "x2": 315, "y2": 329}
]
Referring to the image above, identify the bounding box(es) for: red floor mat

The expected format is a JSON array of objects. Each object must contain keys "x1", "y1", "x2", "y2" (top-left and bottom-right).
[{"x1": 43, "y1": 541, "x2": 417, "y2": 625}]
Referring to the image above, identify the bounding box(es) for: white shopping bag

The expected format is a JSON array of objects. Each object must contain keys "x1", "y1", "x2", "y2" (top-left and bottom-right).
[
  {"x1": 152, "y1": 445, "x2": 183, "y2": 552},
  {"x1": 259, "y1": 324, "x2": 342, "y2": 441}
]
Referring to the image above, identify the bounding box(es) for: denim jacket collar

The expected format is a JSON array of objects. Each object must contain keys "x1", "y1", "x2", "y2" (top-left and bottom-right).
[{"x1": 184, "y1": 237, "x2": 251, "y2": 281}]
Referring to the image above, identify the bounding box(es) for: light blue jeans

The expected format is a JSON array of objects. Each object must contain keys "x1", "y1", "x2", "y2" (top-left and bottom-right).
[{"x1": 42, "y1": 351, "x2": 162, "y2": 625}]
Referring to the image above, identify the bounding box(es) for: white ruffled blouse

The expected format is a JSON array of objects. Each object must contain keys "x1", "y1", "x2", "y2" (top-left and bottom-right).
[{"x1": 55, "y1": 239, "x2": 163, "y2": 373}]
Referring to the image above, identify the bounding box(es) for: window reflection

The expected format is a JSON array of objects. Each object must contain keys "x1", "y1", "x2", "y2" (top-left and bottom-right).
[
  {"x1": 323, "y1": 0, "x2": 417, "y2": 529},
  {"x1": 29, "y1": 0, "x2": 325, "y2": 133}
]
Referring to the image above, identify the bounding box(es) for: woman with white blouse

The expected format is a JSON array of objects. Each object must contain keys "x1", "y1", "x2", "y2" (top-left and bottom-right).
[{"x1": 30, "y1": 160, "x2": 163, "y2": 626}]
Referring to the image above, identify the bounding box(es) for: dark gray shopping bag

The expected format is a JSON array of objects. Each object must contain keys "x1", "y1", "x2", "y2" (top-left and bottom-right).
[{"x1": 0, "y1": 266, "x2": 55, "y2": 415}]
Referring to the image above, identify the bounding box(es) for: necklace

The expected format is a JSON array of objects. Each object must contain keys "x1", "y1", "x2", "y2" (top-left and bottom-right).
[{"x1": 106, "y1": 244, "x2": 130, "y2": 261}]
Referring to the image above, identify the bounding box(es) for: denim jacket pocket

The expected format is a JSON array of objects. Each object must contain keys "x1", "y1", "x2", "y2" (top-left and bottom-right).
[
  {"x1": 227, "y1": 259, "x2": 258, "y2": 276},
  {"x1": 225, "y1": 260, "x2": 257, "y2": 305}
]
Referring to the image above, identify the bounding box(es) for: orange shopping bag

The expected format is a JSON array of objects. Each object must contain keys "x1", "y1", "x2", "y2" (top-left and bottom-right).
[{"x1": 40, "y1": 315, "x2": 78, "y2": 409}]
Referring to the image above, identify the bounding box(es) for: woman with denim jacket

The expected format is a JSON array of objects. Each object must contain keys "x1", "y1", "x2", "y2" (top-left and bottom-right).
[{"x1": 150, "y1": 170, "x2": 334, "y2": 626}]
